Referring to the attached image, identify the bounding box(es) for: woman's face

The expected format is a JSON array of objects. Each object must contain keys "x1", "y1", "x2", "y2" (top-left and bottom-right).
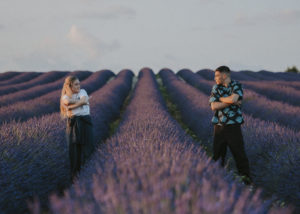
[{"x1": 70, "y1": 79, "x2": 80, "y2": 93}]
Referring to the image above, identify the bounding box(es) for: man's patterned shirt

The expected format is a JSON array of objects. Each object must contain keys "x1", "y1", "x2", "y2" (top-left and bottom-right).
[{"x1": 209, "y1": 80, "x2": 244, "y2": 125}]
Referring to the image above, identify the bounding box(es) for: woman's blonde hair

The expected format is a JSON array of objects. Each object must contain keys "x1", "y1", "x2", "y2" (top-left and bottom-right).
[{"x1": 60, "y1": 75, "x2": 78, "y2": 119}]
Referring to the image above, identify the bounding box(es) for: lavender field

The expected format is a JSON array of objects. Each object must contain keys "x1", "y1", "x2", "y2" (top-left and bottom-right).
[{"x1": 0, "y1": 69, "x2": 299, "y2": 214}]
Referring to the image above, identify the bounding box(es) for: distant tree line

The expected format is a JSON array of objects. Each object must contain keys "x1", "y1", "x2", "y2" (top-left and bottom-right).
[{"x1": 285, "y1": 66, "x2": 299, "y2": 73}]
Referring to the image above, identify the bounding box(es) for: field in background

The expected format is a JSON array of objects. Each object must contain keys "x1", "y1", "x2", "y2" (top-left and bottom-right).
[{"x1": 0, "y1": 69, "x2": 299, "y2": 214}]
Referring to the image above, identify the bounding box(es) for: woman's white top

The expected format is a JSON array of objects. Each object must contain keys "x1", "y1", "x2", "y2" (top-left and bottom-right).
[{"x1": 62, "y1": 89, "x2": 90, "y2": 116}]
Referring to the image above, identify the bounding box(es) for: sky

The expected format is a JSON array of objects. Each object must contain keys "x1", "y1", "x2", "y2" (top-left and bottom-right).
[{"x1": 0, "y1": 0, "x2": 300, "y2": 74}]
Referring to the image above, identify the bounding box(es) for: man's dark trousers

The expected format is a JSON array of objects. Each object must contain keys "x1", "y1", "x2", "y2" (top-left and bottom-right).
[{"x1": 213, "y1": 124, "x2": 251, "y2": 180}]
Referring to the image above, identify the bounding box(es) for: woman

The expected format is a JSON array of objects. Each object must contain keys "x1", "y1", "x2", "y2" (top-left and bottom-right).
[{"x1": 60, "y1": 75, "x2": 94, "y2": 181}]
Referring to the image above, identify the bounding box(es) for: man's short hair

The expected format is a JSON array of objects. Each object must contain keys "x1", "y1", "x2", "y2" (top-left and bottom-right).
[{"x1": 215, "y1": 65, "x2": 230, "y2": 74}]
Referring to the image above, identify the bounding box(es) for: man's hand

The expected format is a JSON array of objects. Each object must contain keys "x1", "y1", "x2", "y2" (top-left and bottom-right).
[{"x1": 234, "y1": 100, "x2": 242, "y2": 106}]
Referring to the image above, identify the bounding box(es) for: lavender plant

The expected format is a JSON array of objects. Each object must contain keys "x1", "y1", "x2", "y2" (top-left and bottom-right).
[
  {"x1": 241, "y1": 81, "x2": 300, "y2": 106},
  {"x1": 230, "y1": 71, "x2": 261, "y2": 81},
  {"x1": 0, "y1": 71, "x2": 70, "y2": 96},
  {"x1": 264, "y1": 81, "x2": 300, "y2": 91},
  {"x1": 241, "y1": 70, "x2": 281, "y2": 81},
  {"x1": 242, "y1": 89, "x2": 300, "y2": 130},
  {"x1": 0, "y1": 70, "x2": 133, "y2": 214},
  {"x1": 39, "y1": 68, "x2": 292, "y2": 214},
  {"x1": 197, "y1": 68, "x2": 214, "y2": 80},
  {"x1": 0, "y1": 72, "x2": 42, "y2": 87},
  {"x1": 0, "y1": 71, "x2": 22, "y2": 82},
  {"x1": 255, "y1": 70, "x2": 300, "y2": 81}
]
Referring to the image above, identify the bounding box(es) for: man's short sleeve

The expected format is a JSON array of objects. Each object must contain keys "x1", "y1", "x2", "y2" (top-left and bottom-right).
[
  {"x1": 209, "y1": 85, "x2": 219, "y2": 106},
  {"x1": 79, "y1": 89, "x2": 88, "y2": 99},
  {"x1": 233, "y1": 82, "x2": 243, "y2": 100}
]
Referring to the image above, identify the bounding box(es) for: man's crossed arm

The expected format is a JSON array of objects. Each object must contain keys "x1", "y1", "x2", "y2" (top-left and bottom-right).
[{"x1": 211, "y1": 93, "x2": 241, "y2": 111}]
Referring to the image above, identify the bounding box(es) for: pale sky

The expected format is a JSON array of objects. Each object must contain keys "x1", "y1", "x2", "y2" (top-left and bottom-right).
[{"x1": 1, "y1": 0, "x2": 300, "y2": 74}]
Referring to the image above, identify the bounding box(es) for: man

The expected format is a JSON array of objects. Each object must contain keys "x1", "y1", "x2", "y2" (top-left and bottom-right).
[{"x1": 209, "y1": 65, "x2": 252, "y2": 185}]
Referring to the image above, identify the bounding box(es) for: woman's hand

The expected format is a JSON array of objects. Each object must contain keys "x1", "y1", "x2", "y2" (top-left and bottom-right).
[
  {"x1": 81, "y1": 95, "x2": 92, "y2": 105},
  {"x1": 86, "y1": 95, "x2": 92, "y2": 105},
  {"x1": 66, "y1": 96, "x2": 90, "y2": 110},
  {"x1": 63, "y1": 103, "x2": 70, "y2": 111}
]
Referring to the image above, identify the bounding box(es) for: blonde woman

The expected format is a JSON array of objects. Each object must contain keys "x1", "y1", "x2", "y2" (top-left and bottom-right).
[{"x1": 60, "y1": 75, "x2": 94, "y2": 181}]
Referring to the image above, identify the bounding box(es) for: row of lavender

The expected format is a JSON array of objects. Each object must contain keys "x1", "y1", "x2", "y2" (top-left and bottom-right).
[
  {"x1": 0, "y1": 70, "x2": 133, "y2": 214},
  {"x1": 0, "y1": 71, "x2": 69, "y2": 96},
  {"x1": 32, "y1": 69, "x2": 292, "y2": 214},
  {"x1": 0, "y1": 72, "x2": 42, "y2": 87},
  {"x1": 0, "y1": 70, "x2": 114, "y2": 125},
  {"x1": 179, "y1": 69, "x2": 300, "y2": 131},
  {"x1": 0, "y1": 71, "x2": 22, "y2": 82},
  {"x1": 159, "y1": 69, "x2": 300, "y2": 210}
]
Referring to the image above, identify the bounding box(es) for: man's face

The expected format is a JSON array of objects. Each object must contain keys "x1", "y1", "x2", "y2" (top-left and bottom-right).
[
  {"x1": 71, "y1": 79, "x2": 80, "y2": 93},
  {"x1": 214, "y1": 71, "x2": 226, "y2": 85}
]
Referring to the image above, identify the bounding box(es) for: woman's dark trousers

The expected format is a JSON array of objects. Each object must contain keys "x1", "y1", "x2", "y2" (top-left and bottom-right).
[{"x1": 66, "y1": 115, "x2": 94, "y2": 180}]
